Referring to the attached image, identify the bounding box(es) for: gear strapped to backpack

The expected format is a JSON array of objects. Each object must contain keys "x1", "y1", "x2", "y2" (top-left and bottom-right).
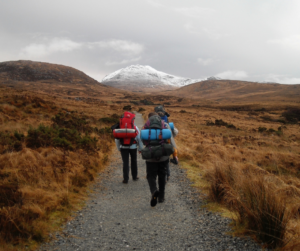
[
  {"x1": 113, "y1": 112, "x2": 138, "y2": 146},
  {"x1": 141, "y1": 115, "x2": 174, "y2": 160}
]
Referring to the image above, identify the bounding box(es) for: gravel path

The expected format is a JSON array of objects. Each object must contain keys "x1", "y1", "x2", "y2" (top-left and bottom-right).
[{"x1": 39, "y1": 113, "x2": 263, "y2": 251}]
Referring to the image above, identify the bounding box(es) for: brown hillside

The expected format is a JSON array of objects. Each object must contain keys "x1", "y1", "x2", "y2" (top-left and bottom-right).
[
  {"x1": 167, "y1": 80, "x2": 300, "y2": 103},
  {"x1": 0, "y1": 60, "x2": 99, "y2": 84},
  {"x1": 0, "y1": 60, "x2": 129, "y2": 99}
]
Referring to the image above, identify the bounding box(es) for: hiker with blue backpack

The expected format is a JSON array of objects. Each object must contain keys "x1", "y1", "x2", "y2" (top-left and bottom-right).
[
  {"x1": 140, "y1": 112, "x2": 177, "y2": 207},
  {"x1": 155, "y1": 106, "x2": 179, "y2": 182}
]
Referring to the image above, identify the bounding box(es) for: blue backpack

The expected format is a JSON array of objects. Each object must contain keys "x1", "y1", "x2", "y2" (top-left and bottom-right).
[{"x1": 161, "y1": 115, "x2": 169, "y2": 123}]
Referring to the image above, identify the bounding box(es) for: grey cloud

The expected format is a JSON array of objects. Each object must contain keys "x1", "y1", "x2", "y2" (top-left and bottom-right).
[{"x1": 1, "y1": 0, "x2": 300, "y2": 84}]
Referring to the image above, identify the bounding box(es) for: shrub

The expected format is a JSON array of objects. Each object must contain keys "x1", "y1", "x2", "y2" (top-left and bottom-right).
[
  {"x1": 130, "y1": 100, "x2": 139, "y2": 105},
  {"x1": 14, "y1": 131, "x2": 24, "y2": 141},
  {"x1": 77, "y1": 136, "x2": 97, "y2": 152},
  {"x1": 254, "y1": 108, "x2": 266, "y2": 112},
  {"x1": 51, "y1": 112, "x2": 92, "y2": 132},
  {"x1": 99, "y1": 117, "x2": 119, "y2": 124},
  {"x1": 57, "y1": 128, "x2": 80, "y2": 142},
  {"x1": 0, "y1": 132, "x2": 23, "y2": 153},
  {"x1": 226, "y1": 124, "x2": 236, "y2": 129},
  {"x1": 215, "y1": 119, "x2": 228, "y2": 126},
  {"x1": 140, "y1": 99, "x2": 154, "y2": 105},
  {"x1": 275, "y1": 119, "x2": 286, "y2": 124},
  {"x1": 206, "y1": 120, "x2": 215, "y2": 126},
  {"x1": 258, "y1": 127, "x2": 267, "y2": 132},
  {"x1": 52, "y1": 137, "x2": 74, "y2": 150},
  {"x1": 268, "y1": 128, "x2": 276, "y2": 133},
  {"x1": 26, "y1": 124, "x2": 99, "y2": 151},
  {"x1": 111, "y1": 113, "x2": 120, "y2": 119},
  {"x1": 260, "y1": 116, "x2": 273, "y2": 122},
  {"x1": 26, "y1": 124, "x2": 57, "y2": 148},
  {"x1": 282, "y1": 109, "x2": 300, "y2": 123},
  {"x1": 138, "y1": 107, "x2": 146, "y2": 112},
  {"x1": 180, "y1": 110, "x2": 187, "y2": 113},
  {"x1": 123, "y1": 105, "x2": 132, "y2": 111},
  {"x1": 98, "y1": 127, "x2": 112, "y2": 135}
]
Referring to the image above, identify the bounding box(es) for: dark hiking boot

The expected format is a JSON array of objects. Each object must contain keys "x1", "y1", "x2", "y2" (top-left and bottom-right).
[
  {"x1": 150, "y1": 190, "x2": 160, "y2": 207},
  {"x1": 122, "y1": 180, "x2": 128, "y2": 184},
  {"x1": 158, "y1": 198, "x2": 165, "y2": 203},
  {"x1": 158, "y1": 190, "x2": 164, "y2": 203},
  {"x1": 170, "y1": 157, "x2": 178, "y2": 165},
  {"x1": 133, "y1": 177, "x2": 139, "y2": 181}
]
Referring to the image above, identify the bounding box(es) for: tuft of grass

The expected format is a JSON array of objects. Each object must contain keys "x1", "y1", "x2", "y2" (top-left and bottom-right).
[
  {"x1": 235, "y1": 177, "x2": 289, "y2": 248},
  {"x1": 207, "y1": 166, "x2": 289, "y2": 248}
]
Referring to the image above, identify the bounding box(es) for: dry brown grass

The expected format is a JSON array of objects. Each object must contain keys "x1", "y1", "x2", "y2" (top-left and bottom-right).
[
  {"x1": 129, "y1": 98, "x2": 300, "y2": 249},
  {"x1": 0, "y1": 87, "x2": 126, "y2": 250},
  {"x1": 1, "y1": 77, "x2": 300, "y2": 250},
  {"x1": 166, "y1": 104, "x2": 300, "y2": 249}
]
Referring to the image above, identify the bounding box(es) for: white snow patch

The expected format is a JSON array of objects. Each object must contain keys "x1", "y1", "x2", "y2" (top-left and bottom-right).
[{"x1": 102, "y1": 65, "x2": 208, "y2": 87}]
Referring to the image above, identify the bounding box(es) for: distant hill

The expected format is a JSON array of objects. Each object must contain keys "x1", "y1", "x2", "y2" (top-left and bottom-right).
[
  {"x1": 102, "y1": 65, "x2": 206, "y2": 92},
  {"x1": 0, "y1": 60, "x2": 127, "y2": 99},
  {"x1": 0, "y1": 60, "x2": 99, "y2": 85},
  {"x1": 167, "y1": 79, "x2": 300, "y2": 103}
]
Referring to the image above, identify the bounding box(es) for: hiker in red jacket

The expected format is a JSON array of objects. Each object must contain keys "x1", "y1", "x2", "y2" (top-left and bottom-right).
[{"x1": 114, "y1": 112, "x2": 143, "y2": 184}]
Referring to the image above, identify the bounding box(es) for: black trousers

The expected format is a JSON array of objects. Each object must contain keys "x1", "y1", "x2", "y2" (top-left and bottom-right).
[
  {"x1": 146, "y1": 159, "x2": 169, "y2": 198},
  {"x1": 120, "y1": 148, "x2": 138, "y2": 181}
]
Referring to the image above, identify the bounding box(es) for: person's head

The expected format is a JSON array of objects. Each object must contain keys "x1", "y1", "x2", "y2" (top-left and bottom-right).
[
  {"x1": 157, "y1": 111, "x2": 165, "y2": 117},
  {"x1": 148, "y1": 112, "x2": 158, "y2": 118}
]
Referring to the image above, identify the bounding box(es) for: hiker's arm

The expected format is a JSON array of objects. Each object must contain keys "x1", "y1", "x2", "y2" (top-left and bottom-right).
[
  {"x1": 165, "y1": 123, "x2": 178, "y2": 162},
  {"x1": 165, "y1": 123, "x2": 177, "y2": 148},
  {"x1": 135, "y1": 126, "x2": 144, "y2": 151},
  {"x1": 165, "y1": 112, "x2": 170, "y2": 117},
  {"x1": 115, "y1": 139, "x2": 121, "y2": 151},
  {"x1": 172, "y1": 127, "x2": 179, "y2": 138}
]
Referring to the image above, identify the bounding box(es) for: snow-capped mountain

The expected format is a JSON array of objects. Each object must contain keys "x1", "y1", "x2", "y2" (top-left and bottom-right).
[{"x1": 101, "y1": 65, "x2": 207, "y2": 91}]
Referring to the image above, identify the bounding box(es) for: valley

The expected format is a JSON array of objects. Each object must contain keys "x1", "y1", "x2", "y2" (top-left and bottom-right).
[{"x1": 0, "y1": 60, "x2": 300, "y2": 250}]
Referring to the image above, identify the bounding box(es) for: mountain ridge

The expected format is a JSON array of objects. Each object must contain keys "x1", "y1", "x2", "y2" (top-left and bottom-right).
[{"x1": 101, "y1": 64, "x2": 207, "y2": 92}]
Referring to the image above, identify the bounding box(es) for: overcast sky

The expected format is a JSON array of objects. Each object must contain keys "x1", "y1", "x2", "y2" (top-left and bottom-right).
[{"x1": 1, "y1": 0, "x2": 300, "y2": 84}]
